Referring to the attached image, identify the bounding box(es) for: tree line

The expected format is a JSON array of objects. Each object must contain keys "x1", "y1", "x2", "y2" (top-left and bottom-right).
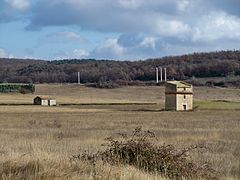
[{"x1": 1, "y1": 50, "x2": 240, "y2": 86}]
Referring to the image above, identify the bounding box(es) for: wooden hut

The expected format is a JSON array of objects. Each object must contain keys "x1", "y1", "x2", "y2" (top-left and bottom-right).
[{"x1": 33, "y1": 96, "x2": 56, "y2": 106}]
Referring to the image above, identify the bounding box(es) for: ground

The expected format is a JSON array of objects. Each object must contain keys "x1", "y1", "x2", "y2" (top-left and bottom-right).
[{"x1": 0, "y1": 84, "x2": 239, "y2": 179}]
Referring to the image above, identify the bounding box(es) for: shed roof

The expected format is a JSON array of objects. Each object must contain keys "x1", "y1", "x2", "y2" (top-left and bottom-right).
[
  {"x1": 34, "y1": 96, "x2": 55, "y2": 100},
  {"x1": 166, "y1": 81, "x2": 192, "y2": 88}
]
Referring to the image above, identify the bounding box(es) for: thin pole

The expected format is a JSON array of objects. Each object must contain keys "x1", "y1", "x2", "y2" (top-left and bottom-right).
[
  {"x1": 164, "y1": 67, "x2": 167, "y2": 82},
  {"x1": 160, "y1": 67, "x2": 163, "y2": 82},
  {"x1": 156, "y1": 67, "x2": 159, "y2": 84},
  {"x1": 78, "y1": 72, "x2": 80, "y2": 84}
]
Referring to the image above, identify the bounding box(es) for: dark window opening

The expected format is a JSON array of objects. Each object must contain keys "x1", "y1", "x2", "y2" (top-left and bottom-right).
[{"x1": 183, "y1": 104, "x2": 187, "y2": 111}]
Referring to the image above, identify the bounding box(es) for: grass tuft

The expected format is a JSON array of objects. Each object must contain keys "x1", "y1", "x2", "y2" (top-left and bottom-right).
[{"x1": 0, "y1": 160, "x2": 42, "y2": 179}]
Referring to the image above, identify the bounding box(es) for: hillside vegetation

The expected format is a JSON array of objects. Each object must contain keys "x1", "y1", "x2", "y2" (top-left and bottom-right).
[
  {"x1": 0, "y1": 84, "x2": 35, "y2": 93},
  {"x1": 1, "y1": 50, "x2": 240, "y2": 86}
]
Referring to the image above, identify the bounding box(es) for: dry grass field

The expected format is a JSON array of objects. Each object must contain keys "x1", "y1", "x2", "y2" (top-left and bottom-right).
[{"x1": 0, "y1": 84, "x2": 240, "y2": 179}]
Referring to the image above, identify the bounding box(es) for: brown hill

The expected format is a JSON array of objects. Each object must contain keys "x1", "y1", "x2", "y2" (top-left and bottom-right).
[{"x1": 1, "y1": 50, "x2": 240, "y2": 87}]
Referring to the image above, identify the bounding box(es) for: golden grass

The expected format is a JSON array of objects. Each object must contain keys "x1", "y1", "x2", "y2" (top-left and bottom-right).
[
  {"x1": 0, "y1": 84, "x2": 239, "y2": 179},
  {"x1": 0, "y1": 157, "x2": 169, "y2": 180},
  {"x1": 35, "y1": 84, "x2": 165, "y2": 104}
]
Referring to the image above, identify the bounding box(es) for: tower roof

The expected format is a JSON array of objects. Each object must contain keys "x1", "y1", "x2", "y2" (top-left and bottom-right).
[{"x1": 166, "y1": 81, "x2": 192, "y2": 88}]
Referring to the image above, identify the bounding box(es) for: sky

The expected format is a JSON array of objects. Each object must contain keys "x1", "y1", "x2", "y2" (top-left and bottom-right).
[{"x1": 0, "y1": 0, "x2": 240, "y2": 60}]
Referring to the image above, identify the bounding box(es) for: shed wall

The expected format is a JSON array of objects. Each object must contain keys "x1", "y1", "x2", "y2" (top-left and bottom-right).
[
  {"x1": 49, "y1": 100, "x2": 56, "y2": 106},
  {"x1": 41, "y1": 100, "x2": 48, "y2": 106},
  {"x1": 176, "y1": 94, "x2": 193, "y2": 111},
  {"x1": 165, "y1": 94, "x2": 176, "y2": 110}
]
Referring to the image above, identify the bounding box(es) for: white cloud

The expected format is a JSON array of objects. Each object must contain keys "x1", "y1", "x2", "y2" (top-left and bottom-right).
[
  {"x1": 0, "y1": 49, "x2": 8, "y2": 58},
  {"x1": 140, "y1": 37, "x2": 156, "y2": 49},
  {"x1": 116, "y1": 0, "x2": 144, "y2": 9},
  {"x1": 1, "y1": 0, "x2": 240, "y2": 60},
  {"x1": 92, "y1": 38, "x2": 124, "y2": 59},
  {"x1": 0, "y1": 48, "x2": 14, "y2": 58},
  {"x1": 192, "y1": 11, "x2": 240, "y2": 42},
  {"x1": 72, "y1": 49, "x2": 89, "y2": 58},
  {"x1": 97, "y1": 39, "x2": 124, "y2": 55},
  {"x1": 153, "y1": 18, "x2": 192, "y2": 38},
  {"x1": 46, "y1": 31, "x2": 87, "y2": 43},
  {"x1": 91, "y1": 35, "x2": 161, "y2": 60},
  {"x1": 57, "y1": 31, "x2": 81, "y2": 41},
  {"x1": 5, "y1": 0, "x2": 30, "y2": 10},
  {"x1": 26, "y1": 0, "x2": 194, "y2": 38},
  {"x1": 177, "y1": 0, "x2": 190, "y2": 12},
  {"x1": 55, "y1": 49, "x2": 89, "y2": 59}
]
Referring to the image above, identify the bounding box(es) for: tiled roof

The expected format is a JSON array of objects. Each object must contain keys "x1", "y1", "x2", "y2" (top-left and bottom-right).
[
  {"x1": 166, "y1": 81, "x2": 192, "y2": 88},
  {"x1": 35, "y1": 96, "x2": 54, "y2": 100}
]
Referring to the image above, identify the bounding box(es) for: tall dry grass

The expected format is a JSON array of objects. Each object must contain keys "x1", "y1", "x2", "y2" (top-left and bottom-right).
[{"x1": 0, "y1": 84, "x2": 239, "y2": 179}]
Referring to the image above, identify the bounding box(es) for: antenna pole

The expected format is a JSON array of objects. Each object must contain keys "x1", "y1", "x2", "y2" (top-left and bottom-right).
[
  {"x1": 164, "y1": 67, "x2": 167, "y2": 82},
  {"x1": 78, "y1": 72, "x2": 80, "y2": 84},
  {"x1": 160, "y1": 67, "x2": 163, "y2": 82}
]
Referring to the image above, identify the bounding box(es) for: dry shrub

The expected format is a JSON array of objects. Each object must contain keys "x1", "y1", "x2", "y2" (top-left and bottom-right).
[{"x1": 77, "y1": 127, "x2": 218, "y2": 180}]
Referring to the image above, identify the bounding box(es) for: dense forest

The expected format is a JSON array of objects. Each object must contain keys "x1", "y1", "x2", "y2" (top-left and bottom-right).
[{"x1": 1, "y1": 50, "x2": 240, "y2": 87}]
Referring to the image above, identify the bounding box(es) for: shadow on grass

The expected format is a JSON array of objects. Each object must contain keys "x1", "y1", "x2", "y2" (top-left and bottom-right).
[
  {"x1": 0, "y1": 103, "x2": 33, "y2": 106},
  {"x1": 118, "y1": 108, "x2": 165, "y2": 112}
]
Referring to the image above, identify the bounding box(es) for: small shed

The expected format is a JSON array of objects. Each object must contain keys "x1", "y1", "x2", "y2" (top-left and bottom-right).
[
  {"x1": 165, "y1": 81, "x2": 193, "y2": 111},
  {"x1": 33, "y1": 96, "x2": 57, "y2": 106}
]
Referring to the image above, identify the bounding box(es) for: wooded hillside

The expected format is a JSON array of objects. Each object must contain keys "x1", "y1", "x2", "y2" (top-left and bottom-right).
[{"x1": 1, "y1": 50, "x2": 240, "y2": 87}]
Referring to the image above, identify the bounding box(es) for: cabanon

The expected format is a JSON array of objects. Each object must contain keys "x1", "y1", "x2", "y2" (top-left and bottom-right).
[
  {"x1": 33, "y1": 96, "x2": 57, "y2": 106},
  {"x1": 165, "y1": 81, "x2": 193, "y2": 111}
]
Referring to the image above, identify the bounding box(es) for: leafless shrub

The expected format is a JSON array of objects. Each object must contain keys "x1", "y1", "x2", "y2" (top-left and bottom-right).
[{"x1": 75, "y1": 127, "x2": 218, "y2": 179}]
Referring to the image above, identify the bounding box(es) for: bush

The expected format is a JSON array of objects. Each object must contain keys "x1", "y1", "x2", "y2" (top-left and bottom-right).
[
  {"x1": 19, "y1": 85, "x2": 35, "y2": 94},
  {"x1": 86, "y1": 81, "x2": 120, "y2": 89},
  {"x1": 74, "y1": 127, "x2": 218, "y2": 179},
  {"x1": 0, "y1": 84, "x2": 35, "y2": 93}
]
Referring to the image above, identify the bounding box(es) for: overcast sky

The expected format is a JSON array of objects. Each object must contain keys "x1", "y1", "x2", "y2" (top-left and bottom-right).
[{"x1": 0, "y1": 0, "x2": 240, "y2": 60}]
